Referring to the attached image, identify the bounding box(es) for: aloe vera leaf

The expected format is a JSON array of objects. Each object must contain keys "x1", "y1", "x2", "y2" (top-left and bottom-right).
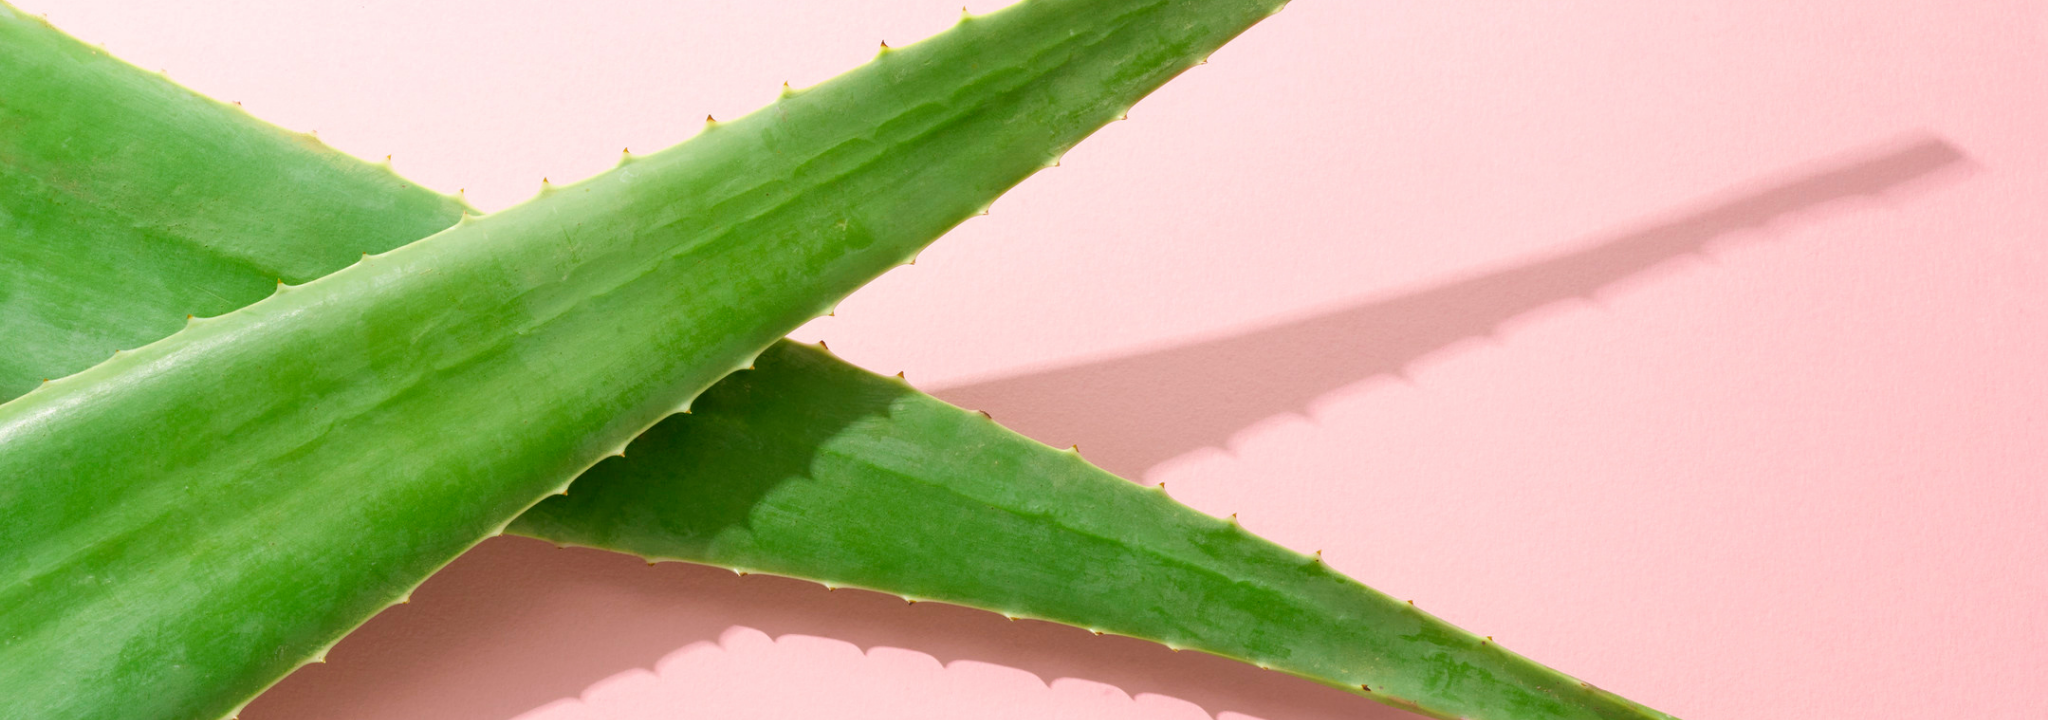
[
  {"x1": 509, "y1": 339, "x2": 1678, "y2": 720},
  {"x1": 0, "y1": 6, "x2": 1684, "y2": 720},
  {"x1": 0, "y1": 12, "x2": 470, "y2": 403},
  {"x1": 0, "y1": 1, "x2": 1290, "y2": 717}
]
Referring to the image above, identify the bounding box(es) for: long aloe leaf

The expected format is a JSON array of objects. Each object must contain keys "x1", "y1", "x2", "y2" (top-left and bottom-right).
[
  {"x1": 0, "y1": 1, "x2": 1291, "y2": 717},
  {"x1": 514, "y1": 339, "x2": 1679, "y2": 720}
]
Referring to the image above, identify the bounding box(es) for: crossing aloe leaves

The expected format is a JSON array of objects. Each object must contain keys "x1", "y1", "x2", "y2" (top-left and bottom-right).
[
  {"x1": 0, "y1": 0, "x2": 1293, "y2": 716},
  {"x1": 0, "y1": 2, "x2": 1680, "y2": 720}
]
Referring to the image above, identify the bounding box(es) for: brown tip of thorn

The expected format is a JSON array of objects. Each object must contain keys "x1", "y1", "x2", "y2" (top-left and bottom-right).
[
  {"x1": 895, "y1": 371, "x2": 906, "y2": 379},
  {"x1": 706, "y1": 114, "x2": 716, "y2": 123},
  {"x1": 1361, "y1": 684, "x2": 1371, "y2": 692},
  {"x1": 817, "y1": 340, "x2": 830, "y2": 350},
  {"x1": 977, "y1": 410, "x2": 992, "y2": 420}
]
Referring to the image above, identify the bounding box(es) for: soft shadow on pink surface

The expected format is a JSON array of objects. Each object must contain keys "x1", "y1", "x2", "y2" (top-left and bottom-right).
[
  {"x1": 938, "y1": 136, "x2": 1970, "y2": 478},
  {"x1": 245, "y1": 537, "x2": 1409, "y2": 720},
  {"x1": 243, "y1": 136, "x2": 1966, "y2": 720}
]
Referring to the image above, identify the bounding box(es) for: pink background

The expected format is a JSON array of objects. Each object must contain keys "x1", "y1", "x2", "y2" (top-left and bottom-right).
[{"x1": 16, "y1": 1, "x2": 2045, "y2": 718}]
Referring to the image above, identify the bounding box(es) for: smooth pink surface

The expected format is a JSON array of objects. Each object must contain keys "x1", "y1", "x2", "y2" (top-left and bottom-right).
[{"x1": 19, "y1": 1, "x2": 2046, "y2": 718}]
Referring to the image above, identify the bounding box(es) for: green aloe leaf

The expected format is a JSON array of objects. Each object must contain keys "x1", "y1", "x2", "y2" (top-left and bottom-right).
[
  {"x1": 0, "y1": 1, "x2": 1293, "y2": 717},
  {"x1": 0, "y1": 17, "x2": 470, "y2": 403},
  {"x1": 514, "y1": 338, "x2": 1679, "y2": 720}
]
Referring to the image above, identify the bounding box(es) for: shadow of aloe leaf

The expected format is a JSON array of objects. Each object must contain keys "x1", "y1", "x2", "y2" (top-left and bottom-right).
[
  {"x1": 245, "y1": 538, "x2": 1416, "y2": 720},
  {"x1": 936, "y1": 135, "x2": 1969, "y2": 478}
]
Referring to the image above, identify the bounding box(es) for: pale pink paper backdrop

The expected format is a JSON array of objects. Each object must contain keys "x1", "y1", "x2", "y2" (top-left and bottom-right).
[{"x1": 17, "y1": 1, "x2": 2045, "y2": 718}]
